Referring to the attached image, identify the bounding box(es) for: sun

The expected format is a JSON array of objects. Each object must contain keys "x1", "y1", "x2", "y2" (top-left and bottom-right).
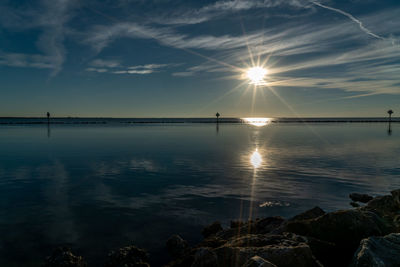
[{"x1": 246, "y1": 66, "x2": 268, "y2": 85}]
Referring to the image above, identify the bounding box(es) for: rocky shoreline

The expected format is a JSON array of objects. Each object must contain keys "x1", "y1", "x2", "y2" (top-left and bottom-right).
[{"x1": 43, "y1": 189, "x2": 400, "y2": 267}]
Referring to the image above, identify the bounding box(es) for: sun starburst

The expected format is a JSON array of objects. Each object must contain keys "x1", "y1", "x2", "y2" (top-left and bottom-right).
[{"x1": 246, "y1": 66, "x2": 268, "y2": 85}]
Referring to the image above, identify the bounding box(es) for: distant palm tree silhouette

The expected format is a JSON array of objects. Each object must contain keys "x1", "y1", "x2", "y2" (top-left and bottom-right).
[
  {"x1": 216, "y1": 112, "x2": 220, "y2": 123},
  {"x1": 47, "y1": 112, "x2": 50, "y2": 124}
]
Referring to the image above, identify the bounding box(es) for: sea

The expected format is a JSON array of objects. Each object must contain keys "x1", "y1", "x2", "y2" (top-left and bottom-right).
[{"x1": 0, "y1": 117, "x2": 399, "y2": 266}]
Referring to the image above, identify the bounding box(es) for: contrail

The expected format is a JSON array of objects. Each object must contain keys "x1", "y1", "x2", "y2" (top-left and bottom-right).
[{"x1": 311, "y1": 1, "x2": 384, "y2": 40}]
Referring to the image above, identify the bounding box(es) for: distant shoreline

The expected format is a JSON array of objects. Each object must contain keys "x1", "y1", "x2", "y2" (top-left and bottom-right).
[{"x1": 0, "y1": 117, "x2": 398, "y2": 125}]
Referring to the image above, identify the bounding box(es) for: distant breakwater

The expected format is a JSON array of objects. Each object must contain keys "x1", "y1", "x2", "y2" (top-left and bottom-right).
[{"x1": 0, "y1": 118, "x2": 399, "y2": 125}]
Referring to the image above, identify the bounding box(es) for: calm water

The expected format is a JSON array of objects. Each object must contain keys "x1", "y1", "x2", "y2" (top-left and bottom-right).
[{"x1": 0, "y1": 121, "x2": 399, "y2": 266}]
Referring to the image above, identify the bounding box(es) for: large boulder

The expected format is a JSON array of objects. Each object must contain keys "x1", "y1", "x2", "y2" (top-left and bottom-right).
[
  {"x1": 202, "y1": 221, "x2": 223, "y2": 238},
  {"x1": 290, "y1": 207, "x2": 325, "y2": 221},
  {"x1": 191, "y1": 247, "x2": 218, "y2": 267},
  {"x1": 212, "y1": 233, "x2": 322, "y2": 267},
  {"x1": 302, "y1": 237, "x2": 337, "y2": 267},
  {"x1": 351, "y1": 233, "x2": 400, "y2": 267},
  {"x1": 253, "y1": 217, "x2": 286, "y2": 234},
  {"x1": 349, "y1": 193, "x2": 373, "y2": 203},
  {"x1": 105, "y1": 246, "x2": 149, "y2": 267},
  {"x1": 391, "y1": 189, "x2": 400, "y2": 208},
  {"x1": 285, "y1": 209, "x2": 392, "y2": 266},
  {"x1": 215, "y1": 217, "x2": 285, "y2": 240},
  {"x1": 166, "y1": 235, "x2": 189, "y2": 258},
  {"x1": 286, "y1": 209, "x2": 391, "y2": 246},
  {"x1": 43, "y1": 247, "x2": 87, "y2": 267},
  {"x1": 362, "y1": 196, "x2": 398, "y2": 218},
  {"x1": 198, "y1": 236, "x2": 227, "y2": 248},
  {"x1": 362, "y1": 194, "x2": 400, "y2": 231},
  {"x1": 168, "y1": 233, "x2": 321, "y2": 267}
]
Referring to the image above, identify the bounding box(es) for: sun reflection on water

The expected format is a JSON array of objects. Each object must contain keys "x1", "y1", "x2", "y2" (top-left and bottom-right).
[
  {"x1": 250, "y1": 149, "x2": 262, "y2": 169},
  {"x1": 243, "y1": 117, "x2": 271, "y2": 127}
]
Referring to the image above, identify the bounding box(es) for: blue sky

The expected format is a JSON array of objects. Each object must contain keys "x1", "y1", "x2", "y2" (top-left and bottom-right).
[{"x1": 0, "y1": 0, "x2": 399, "y2": 117}]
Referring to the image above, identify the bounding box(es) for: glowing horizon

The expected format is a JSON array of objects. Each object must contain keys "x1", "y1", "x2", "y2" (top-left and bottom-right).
[{"x1": 242, "y1": 117, "x2": 271, "y2": 127}]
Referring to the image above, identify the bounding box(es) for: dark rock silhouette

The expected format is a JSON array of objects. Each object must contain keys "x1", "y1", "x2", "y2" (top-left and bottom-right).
[
  {"x1": 43, "y1": 247, "x2": 87, "y2": 267},
  {"x1": 166, "y1": 235, "x2": 189, "y2": 259},
  {"x1": 104, "y1": 246, "x2": 149, "y2": 267},
  {"x1": 191, "y1": 247, "x2": 218, "y2": 267},
  {"x1": 213, "y1": 217, "x2": 284, "y2": 240},
  {"x1": 174, "y1": 233, "x2": 322, "y2": 267},
  {"x1": 351, "y1": 233, "x2": 400, "y2": 267},
  {"x1": 202, "y1": 221, "x2": 223, "y2": 238},
  {"x1": 349, "y1": 193, "x2": 373, "y2": 203},
  {"x1": 290, "y1": 206, "x2": 325, "y2": 221}
]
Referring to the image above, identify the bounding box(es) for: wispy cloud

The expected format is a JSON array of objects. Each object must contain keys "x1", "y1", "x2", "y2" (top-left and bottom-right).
[
  {"x1": 85, "y1": 22, "x2": 267, "y2": 53},
  {"x1": 86, "y1": 62, "x2": 171, "y2": 75},
  {"x1": 113, "y1": 63, "x2": 169, "y2": 75},
  {"x1": 113, "y1": 69, "x2": 154, "y2": 75},
  {"x1": 151, "y1": 0, "x2": 314, "y2": 25},
  {"x1": 90, "y1": 59, "x2": 121, "y2": 68},
  {"x1": 86, "y1": 67, "x2": 108, "y2": 73},
  {"x1": 0, "y1": 52, "x2": 54, "y2": 69},
  {"x1": 128, "y1": 64, "x2": 168, "y2": 70},
  {"x1": 0, "y1": 0, "x2": 77, "y2": 76}
]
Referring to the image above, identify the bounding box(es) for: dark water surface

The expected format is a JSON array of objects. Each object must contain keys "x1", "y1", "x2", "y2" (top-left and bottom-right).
[{"x1": 0, "y1": 122, "x2": 399, "y2": 266}]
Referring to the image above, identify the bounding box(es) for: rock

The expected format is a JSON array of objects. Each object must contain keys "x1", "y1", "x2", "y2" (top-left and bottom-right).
[
  {"x1": 253, "y1": 217, "x2": 285, "y2": 234},
  {"x1": 231, "y1": 220, "x2": 246, "y2": 228},
  {"x1": 286, "y1": 209, "x2": 391, "y2": 245},
  {"x1": 164, "y1": 254, "x2": 194, "y2": 267},
  {"x1": 166, "y1": 235, "x2": 189, "y2": 258},
  {"x1": 350, "y1": 202, "x2": 360, "y2": 208},
  {"x1": 242, "y1": 256, "x2": 277, "y2": 267},
  {"x1": 303, "y1": 237, "x2": 337, "y2": 267},
  {"x1": 362, "y1": 195, "x2": 399, "y2": 227},
  {"x1": 216, "y1": 217, "x2": 285, "y2": 240},
  {"x1": 202, "y1": 221, "x2": 223, "y2": 238},
  {"x1": 191, "y1": 247, "x2": 218, "y2": 267},
  {"x1": 290, "y1": 207, "x2": 325, "y2": 221},
  {"x1": 177, "y1": 233, "x2": 321, "y2": 267},
  {"x1": 214, "y1": 233, "x2": 322, "y2": 267},
  {"x1": 198, "y1": 236, "x2": 227, "y2": 248},
  {"x1": 351, "y1": 233, "x2": 400, "y2": 267},
  {"x1": 391, "y1": 189, "x2": 400, "y2": 208},
  {"x1": 221, "y1": 233, "x2": 319, "y2": 266},
  {"x1": 43, "y1": 247, "x2": 87, "y2": 267},
  {"x1": 105, "y1": 246, "x2": 149, "y2": 267},
  {"x1": 285, "y1": 209, "x2": 392, "y2": 266},
  {"x1": 350, "y1": 193, "x2": 373, "y2": 203}
]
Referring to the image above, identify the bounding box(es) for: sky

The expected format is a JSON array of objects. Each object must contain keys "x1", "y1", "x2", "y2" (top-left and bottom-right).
[{"x1": 0, "y1": 0, "x2": 399, "y2": 118}]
